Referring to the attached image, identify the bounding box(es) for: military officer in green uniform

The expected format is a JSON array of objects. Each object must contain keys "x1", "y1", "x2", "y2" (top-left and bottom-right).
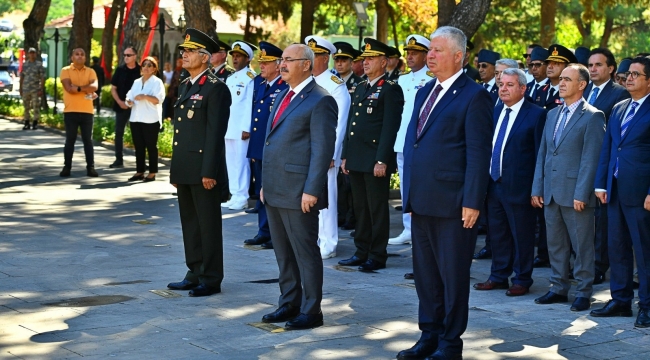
[
  {"x1": 211, "y1": 38, "x2": 236, "y2": 83},
  {"x1": 167, "y1": 29, "x2": 232, "y2": 297},
  {"x1": 339, "y1": 38, "x2": 405, "y2": 272},
  {"x1": 20, "y1": 48, "x2": 45, "y2": 130}
]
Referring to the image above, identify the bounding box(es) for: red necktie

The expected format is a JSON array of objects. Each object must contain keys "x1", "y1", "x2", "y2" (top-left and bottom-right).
[{"x1": 271, "y1": 90, "x2": 295, "y2": 129}]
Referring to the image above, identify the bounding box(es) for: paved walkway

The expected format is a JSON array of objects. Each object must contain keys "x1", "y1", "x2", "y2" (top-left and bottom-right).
[{"x1": 1, "y1": 117, "x2": 649, "y2": 359}]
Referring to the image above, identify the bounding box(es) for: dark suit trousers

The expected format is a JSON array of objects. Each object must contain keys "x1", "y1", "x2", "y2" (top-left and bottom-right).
[
  {"x1": 176, "y1": 184, "x2": 224, "y2": 288},
  {"x1": 266, "y1": 203, "x2": 323, "y2": 314},
  {"x1": 349, "y1": 170, "x2": 390, "y2": 264},
  {"x1": 412, "y1": 213, "x2": 477, "y2": 354},
  {"x1": 608, "y1": 180, "x2": 650, "y2": 308},
  {"x1": 487, "y1": 181, "x2": 536, "y2": 287},
  {"x1": 251, "y1": 159, "x2": 270, "y2": 238},
  {"x1": 594, "y1": 202, "x2": 609, "y2": 273}
]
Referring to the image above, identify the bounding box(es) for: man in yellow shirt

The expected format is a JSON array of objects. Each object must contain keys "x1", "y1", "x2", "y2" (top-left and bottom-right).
[{"x1": 59, "y1": 48, "x2": 99, "y2": 177}]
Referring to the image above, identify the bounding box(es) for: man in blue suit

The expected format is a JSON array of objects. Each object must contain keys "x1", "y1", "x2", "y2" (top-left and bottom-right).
[
  {"x1": 584, "y1": 48, "x2": 630, "y2": 285},
  {"x1": 243, "y1": 41, "x2": 288, "y2": 249},
  {"x1": 396, "y1": 27, "x2": 493, "y2": 360},
  {"x1": 473, "y1": 68, "x2": 546, "y2": 297},
  {"x1": 591, "y1": 56, "x2": 650, "y2": 328}
]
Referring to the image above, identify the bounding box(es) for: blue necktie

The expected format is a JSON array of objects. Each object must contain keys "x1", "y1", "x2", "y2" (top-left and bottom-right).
[
  {"x1": 588, "y1": 87, "x2": 600, "y2": 105},
  {"x1": 615, "y1": 101, "x2": 640, "y2": 178},
  {"x1": 490, "y1": 108, "x2": 512, "y2": 181},
  {"x1": 554, "y1": 107, "x2": 570, "y2": 147}
]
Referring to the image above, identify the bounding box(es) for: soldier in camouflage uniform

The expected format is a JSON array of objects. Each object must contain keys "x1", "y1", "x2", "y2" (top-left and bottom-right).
[{"x1": 19, "y1": 48, "x2": 45, "y2": 130}]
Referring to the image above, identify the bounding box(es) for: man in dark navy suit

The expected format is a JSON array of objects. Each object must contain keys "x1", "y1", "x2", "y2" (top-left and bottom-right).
[
  {"x1": 473, "y1": 68, "x2": 546, "y2": 297},
  {"x1": 396, "y1": 26, "x2": 493, "y2": 360},
  {"x1": 243, "y1": 41, "x2": 288, "y2": 249},
  {"x1": 591, "y1": 56, "x2": 650, "y2": 328},
  {"x1": 584, "y1": 48, "x2": 630, "y2": 285}
]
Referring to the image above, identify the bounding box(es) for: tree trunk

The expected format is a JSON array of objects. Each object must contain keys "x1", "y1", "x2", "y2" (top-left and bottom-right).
[
  {"x1": 244, "y1": 5, "x2": 253, "y2": 42},
  {"x1": 387, "y1": 2, "x2": 399, "y2": 47},
  {"x1": 540, "y1": 0, "x2": 557, "y2": 47},
  {"x1": 122, "y1": 0, "x2": 157, "y2": 59},
  {"x1": 300, "y1": 0, "x2": 317, "y2": 42},
  {"x1": 68, "y1": 0, "x2": 94, "y2": 63},
  {"x1": 101, "y1": 0, "x2": 124, "y2": 80},
  {"x1": 600, "y1": 14, "x2": 614, "y2": 48},
  {"x1": 447, "y1": 0, "x2": 492, "y2": 40},
  {"x1": 437, "y1": 0, "x2": 456, "y2": 27},
  {"x1": 22, "y1": 0, "x2": 51, "y2": 55},
  {"x1": 184, "y1": 0, "x2": 216, "y2": 36},
  {"x1": 375, "y1": 0, "x2": 389, "y2": 43}
]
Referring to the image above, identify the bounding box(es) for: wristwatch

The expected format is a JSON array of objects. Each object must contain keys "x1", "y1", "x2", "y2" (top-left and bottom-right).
[{"x1": 77, "y1": 86, "x2": 81, "y2": 92}]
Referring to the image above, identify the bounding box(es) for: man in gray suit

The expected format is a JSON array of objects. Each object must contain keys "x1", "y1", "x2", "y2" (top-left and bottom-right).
[
  {"x1": 531, "y1": 64, "x2": 605, "y2": 312},
  {"x1": 259, "y1": 44, "x2": 338, "y2": 330}
]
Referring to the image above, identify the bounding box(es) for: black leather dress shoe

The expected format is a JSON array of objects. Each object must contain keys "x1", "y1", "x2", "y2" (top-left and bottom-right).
[
  {"x1": 395, "y1": 205, "x2": 403, "y2": 211},
  {"x1": 358, "y1": 259, "x2": 385, "y2": 272},
  {"x1": 594, "y1": 271, "x2": 606, "y2": 285},
  {"x1": 167, "y1": 279, "x2": 198, "y2": 290},
  {"x1": 188, "y1": 283, "x2": 221, "y2": 297},
  {"x1": 340, "y1": 222, "x2": 355, "y2": 230},
  {"x1": 533, "y1": 256, "x2": 550, "y2": 268},
  {"x1": 350, "y1": 230, "x2": 355, "y2": 237},
  {"x1": 633, "y1": 281, "x2": 640, "y2": 289},
  {"x1": 425, "y1": 348, "x2": 462, "y2": 360},
  {"x1": 571, "y1": 297, "x2": 591, "y2": 311},
  {"x1": 60, "y1": 166, "x2": 71, "y2": 177},
  {"x1": 534, "y1": 291, "x2": 568, "y2": 304},
  {"x1": 244, "y1": 207, "x2": 259, "y2": 214},
  {"x1": 404, "y1": 272, "x2": 414, "y2": 280},
  {"x1": 338, "y1": 255, "x2": 365, "y2": 266},
  {"x1": 472, "y1": 247, "x2": 492, "y2": 260},
  {"x1": 635, "y1": 308, "x2": 650, "y2": 328},
  {"x1": 244, "y1": 235, "x2": 271, "y2": 245},
  {"x1": 262, "y1": 303, "x2": 300, "y2": 323},
  {"x1": 590, "y1": 299, "x2": 633, "y2": 317},
  {"x1": 260, "y1": 241, "x2": 274, "y2": 249},
  {"x1": 109, "y1": 161, "x2": 124, "y2": 168},
  {"x1": 285, "y1": 312, "x2": 323, "y2": 330},
  {"x1": 396, "y1": 339, "x2": 438, "y2": 360}
]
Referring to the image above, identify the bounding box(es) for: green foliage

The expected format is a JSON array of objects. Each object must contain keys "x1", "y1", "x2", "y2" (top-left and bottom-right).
[
  {"x1": 100, "y1": 85, "x2": 113, "y2": 108},
  {"x1": 390, "y1": 172, "x2": 400, "y2": 190},
  {"x1": 90, "y1": 38, "x2": 102, "y2": 59},
  {"x1": 314, "y1": 3, "x2": 376, "y2": 36},
  {"x1": 44, "y1": 77, "x2": 64, "y2": 99},
  {"x1": 46, "y1": 0, "x2": 74, "y2": 23},
  {"x1": 0, "y1": 0, "x2": 26, "y2": 17},
  {"x1": 0, "y1": 94, "x2": 23, "y2": 117}
]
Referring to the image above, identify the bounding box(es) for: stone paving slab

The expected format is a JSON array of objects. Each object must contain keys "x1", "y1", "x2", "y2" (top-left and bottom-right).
[{"x1": 1, "y1": 117, "x2": 650, "y2": 359}]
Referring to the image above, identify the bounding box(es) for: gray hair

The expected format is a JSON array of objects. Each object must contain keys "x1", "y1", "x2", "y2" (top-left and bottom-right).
[
  {"x1": 501, "y1": 68, "x2": 528, "y2": 86},
  {"x1": 567, "y1": 63, "x2": 590, "y2": 83},
  {"x1": 496, "y1": 58, "x2": 519, "y2": 69},
  {"x1": 296, "y1": 44, "x2": 315, "y2": 71},
  {"x1": 430, "y1": 26, "x2": 466, "y2": 58}
]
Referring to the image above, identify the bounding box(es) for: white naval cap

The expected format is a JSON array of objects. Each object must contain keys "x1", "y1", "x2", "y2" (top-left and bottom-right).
[
  {"x1": 404, "y1": 34, "x2": 430, "y2": 52},
  {"x1": 304, "y1": 35, "x2": 337, "y2": 55},
  {"x1": 229, "y1": 40, "x2": 258, "y2": 59}
]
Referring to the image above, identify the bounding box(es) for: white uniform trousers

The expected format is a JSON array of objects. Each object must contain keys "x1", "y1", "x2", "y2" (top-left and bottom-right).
[
  {"x1": 396, "y1": 152, "x2": 411, "y2": 237},
  {"x1": 225, "y1": 138, "x2": 251, "y2": 203},
  {"x1": 318, "y1": 166, "x2": 339, "y2": 255}
]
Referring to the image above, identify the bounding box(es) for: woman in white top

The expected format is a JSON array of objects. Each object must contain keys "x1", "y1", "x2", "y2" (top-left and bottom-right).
[{"x1": 125, "y1": 56, "x2": 165, "y2": 182}]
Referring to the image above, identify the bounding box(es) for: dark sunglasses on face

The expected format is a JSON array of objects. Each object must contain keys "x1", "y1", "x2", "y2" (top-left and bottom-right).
[
  {"x1": 478, "y1": 63, "x2": 491, "y2": 69},
  {"x1": 142, "y1": 63, "x2": 155, "y2": 68},
  {"x1": 529, "y1": 62, "x2": 544, "y2": 68},
  {"x1": 124, "y1": 53, "x2": 136, "y2": 57},
  {"x1": 523, "y1": 53, "x2": 531, "y2": 58}
]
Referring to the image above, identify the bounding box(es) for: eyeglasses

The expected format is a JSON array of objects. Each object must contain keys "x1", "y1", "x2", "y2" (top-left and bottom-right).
[
  {"x1": 180, "y1": 48, "x2": 209, "y2": 56},
  {"x1": 529, "y1": 62, "x2": 544, "y2": 68},
  {"x1": 124, "y1": 53, "x2": 136, "y2": 57},
  {"x1": 142, "y1": 63, "x2": 155, "y2": 68},
  {"x1": 478, "y1": 63, "x2": 492, "y2": 69},
  {"x1": 523, "y1": 53, "x2": 531, "y2": 58},
  {"x1": 280, "y1": 57, "x2": 308, "y2": 63},
  {"x1": 625, "y1": 71, "x2": 647, "y2": 79}
]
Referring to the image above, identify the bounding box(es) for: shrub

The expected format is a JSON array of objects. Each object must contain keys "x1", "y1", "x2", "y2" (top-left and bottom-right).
[
  {"x1": 44, "y1": 77, "x2": 64, "y2": 100},
  {"x1": 100, "y1": 85, "x2": 113, "y2": 108},
  {"x1": 0, "y1": 95, "x2": 24, "y2": 117}
]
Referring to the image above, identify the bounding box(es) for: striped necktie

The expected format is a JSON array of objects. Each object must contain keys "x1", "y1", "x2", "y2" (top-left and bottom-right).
[{"x1": 615, "y1": 101, "x2": 640, "y2": 178}]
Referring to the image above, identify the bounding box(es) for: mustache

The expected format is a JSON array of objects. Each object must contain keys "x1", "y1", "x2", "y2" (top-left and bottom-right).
[{"x1": 280, "y1": 68, "x2": 289, "y2": 73}]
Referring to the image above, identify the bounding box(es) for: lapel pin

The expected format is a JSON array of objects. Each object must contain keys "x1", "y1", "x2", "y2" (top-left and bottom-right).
[
  {"x1": 301, "y1": 95, "x2": 304, "y2": 98},
  {"x1": 453, "y1": 90, "x2": 457, "y2": 94}
]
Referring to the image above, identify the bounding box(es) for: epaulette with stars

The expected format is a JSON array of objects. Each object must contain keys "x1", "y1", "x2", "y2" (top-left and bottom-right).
[
  {"x1": 385, "y1": 79, "x2": 396, "y2": 85},
  {"x1": 399, "y1": 70, "x2": 412, "y2": 76}
]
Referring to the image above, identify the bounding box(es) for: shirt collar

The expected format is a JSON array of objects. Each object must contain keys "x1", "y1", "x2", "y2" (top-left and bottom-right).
[
  {"x1": 367, "y1": 73, "x2": 386, "y2": 87},
  {"x1": 267, "y1": 75, "x2": 281, "y2": 87},
  {"x1": 436, "y1": 69, "x2": 464, "y2": 90},
  {"x1": 190, "y1": 69, "x2": 210, "y2": 84},
  {"x1": 289, "y1": 76, "x2": 313, "y2": 95},
  {"x1": 504, "y1": 97, "x2": 526, "y2": 113}
]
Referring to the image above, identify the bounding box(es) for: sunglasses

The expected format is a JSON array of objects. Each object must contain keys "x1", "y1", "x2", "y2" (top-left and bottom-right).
[
  {"x1": 523, "y1": 53, "x2": 531, "y2": 58},
  {"x1": 142, "y1": 63, "x2": 155, "y2": 68},
  {"x1": 478, "y1": 63, "x2": 492, "y2": 68},
  {"x1": 529, "y1": 62, "x2": 544, "y2": 68},
  {"x1": 124, "y1": 53, "x2": 136, "y2": 57}
]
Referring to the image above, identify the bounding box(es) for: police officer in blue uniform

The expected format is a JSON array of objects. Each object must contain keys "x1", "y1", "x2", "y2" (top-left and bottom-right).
[{"x1": 243, "y1": 41, "x2": 288, "y2": 249}]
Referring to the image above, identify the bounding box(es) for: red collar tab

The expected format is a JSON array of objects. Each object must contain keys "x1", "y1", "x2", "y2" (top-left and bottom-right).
[
  {"x1": 199, "y1": 75, "x2": 207, "y2": 85},
  {"x1": 378, "y1": 79, "x2": 385, "y2": 86}
]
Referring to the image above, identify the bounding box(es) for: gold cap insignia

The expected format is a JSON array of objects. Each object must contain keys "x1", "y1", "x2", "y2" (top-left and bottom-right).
[
  {"x1": 337, "y1": 49, "x2": 342, "y2": 54},
  {"x1": 408, "y1": 38, "x2": 416, "y2": 45},
  {"x1": 185, "y1": 34, "x2": 190, "y2": 42},
  {"x1": 308, "y1": 39, "x2": 317, "y2": 49},
  {"x1": 261, "y1": 49, "x2": 267, "y2": 57},
  {"x1": 552, "y1": 47, "x2": 558, "y2": 56},
  {"x1": 234, "y1": 44, "x2": 242, "y2": 51},
  {"x1": 365, "y1": 43, "x2": 371, "y2": 50}
]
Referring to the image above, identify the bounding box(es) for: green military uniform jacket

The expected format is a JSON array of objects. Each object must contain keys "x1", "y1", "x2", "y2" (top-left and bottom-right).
[
  {"x1": 342, "y1": 74, "x2": 404, "y2": 173},
  {"x1": 170, "y1": 69, "x2": 232, "y2": 184}
]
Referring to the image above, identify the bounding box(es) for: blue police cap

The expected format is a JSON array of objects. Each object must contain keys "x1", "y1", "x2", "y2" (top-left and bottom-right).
[{"x1": 477, "y1": 49, "x2": 500, "y2": 65}]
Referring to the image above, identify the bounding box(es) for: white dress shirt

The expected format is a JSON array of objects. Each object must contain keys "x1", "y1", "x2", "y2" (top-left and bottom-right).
[{"x1": 490, "y1": 97, "x2": 525, "y2": 176}]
